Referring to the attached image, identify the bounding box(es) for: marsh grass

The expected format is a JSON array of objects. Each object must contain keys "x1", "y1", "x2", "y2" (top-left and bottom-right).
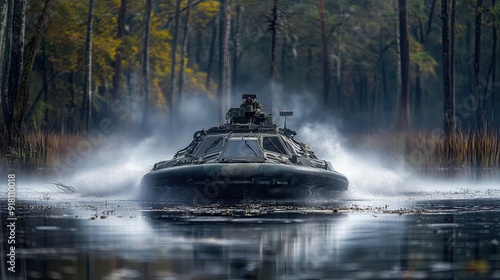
[
  {"x1": 350, "y1": 129, "x2": 500, "y2": 172},
  {"x1": 0, "y1": 131, "x2": 51, "y2": 170},
  {"x1": 0, "y1": 132, "x2": 86, "y2": 175},
  {"x1": 417, "y1": 130, "x2": 500, "y2": 169}
]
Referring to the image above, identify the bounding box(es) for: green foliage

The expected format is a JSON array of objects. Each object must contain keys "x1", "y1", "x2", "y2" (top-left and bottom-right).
[
  {"x1": 410, "y1": 37, "x2": 438, "y2": 77},
  {"x1": 192, "y1": 0, "x2": 219, "y2": 27},
  {"x1": 25, "y1": 0, "x2": 217, "y2": 129}
]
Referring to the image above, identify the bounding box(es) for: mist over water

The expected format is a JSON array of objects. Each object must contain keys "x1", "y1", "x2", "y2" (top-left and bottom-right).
[
  {"x1": 15, "y1": 92, "x2": 500, "y2": 203},
  {"x1": 273, "y1": 90, "x2": 500, "y2": 202}
]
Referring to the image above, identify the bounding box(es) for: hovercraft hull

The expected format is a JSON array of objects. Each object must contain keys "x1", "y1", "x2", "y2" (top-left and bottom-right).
[{"x1": 140, "y1": 163, "x2": 348, "y2": 203}]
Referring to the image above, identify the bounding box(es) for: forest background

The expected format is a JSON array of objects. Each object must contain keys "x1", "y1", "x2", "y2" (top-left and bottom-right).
[{"x1": 1, "y1": 0, "x2": 499, "y2": 174}]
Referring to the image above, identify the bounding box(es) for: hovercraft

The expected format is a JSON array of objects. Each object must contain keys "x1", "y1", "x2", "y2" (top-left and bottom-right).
[{"x1": 140, "y1": 96, "x2": 348, "y2": 203}]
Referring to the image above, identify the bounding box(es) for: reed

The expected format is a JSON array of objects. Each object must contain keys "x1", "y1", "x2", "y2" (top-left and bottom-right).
[
  {"x1": 405, "y1": 129, "x2": 500, "y2": 170},
  {"x1": 350, "y1": 129, "x2": 500, "y2": 171},
  {"x1": 1, "y1": 131, "x2": 50, "y2": 171},
  {"x1": 0, "y1": 132, "x2": 87, "y2": 174},
  {"x1": 440, "y1": 130, "x2": 498, "y2": 168}
]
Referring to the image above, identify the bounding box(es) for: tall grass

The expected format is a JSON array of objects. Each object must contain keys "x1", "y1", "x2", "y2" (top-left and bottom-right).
[
  {"x1": 0, "y1": 132, "x2": 86, "y2": 175},
  {"x1": 0, "y1": 131, "x2": 51, "y2": 171},
  {"x1": 350, "y1": 130, "x2": 500, "y2": 171},
  {"x1": 431, "y1": 130, "x2": 499, "y2": 169}
]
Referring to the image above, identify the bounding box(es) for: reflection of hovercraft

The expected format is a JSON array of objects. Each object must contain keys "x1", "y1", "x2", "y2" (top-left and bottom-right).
[{"x1": 140, "y1": 98, "x2": 348, "y2": 203}]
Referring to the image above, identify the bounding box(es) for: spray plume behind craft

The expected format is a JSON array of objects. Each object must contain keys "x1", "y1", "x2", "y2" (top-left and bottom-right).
[{"x1": 20, "y1": 92, "x2": 500, "y2": 203}]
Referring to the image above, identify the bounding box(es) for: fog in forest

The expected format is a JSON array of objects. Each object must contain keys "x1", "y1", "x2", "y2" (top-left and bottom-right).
[{"x1": 16, "y1": 89, "x2": 499, "y2": 203}]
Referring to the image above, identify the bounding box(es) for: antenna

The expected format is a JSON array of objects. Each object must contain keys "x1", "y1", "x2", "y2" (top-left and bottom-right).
[{"x1": 279, "y1": 110, "x2": 293, "y2": 129}]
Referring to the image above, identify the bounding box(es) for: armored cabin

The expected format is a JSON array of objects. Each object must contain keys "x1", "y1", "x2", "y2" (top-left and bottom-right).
[{"x1": 154, "y1": 103, "x2": 331, "y2": 171}]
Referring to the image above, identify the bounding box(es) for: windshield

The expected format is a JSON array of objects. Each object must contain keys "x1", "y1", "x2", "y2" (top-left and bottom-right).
[
  {"x1": 194, "y1": 136, "x2": 225, "y2": 156},
  {"x1": 262, "y1": 136, "x2": 288, "y2": 155},
  {"x1": 220, "y1": 138, "x2": 263, "y2": 158}
]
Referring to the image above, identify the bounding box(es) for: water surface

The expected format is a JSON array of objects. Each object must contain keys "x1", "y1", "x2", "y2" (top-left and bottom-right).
[{"x1": 2, "y1": 194, "x2": 500, "y2": 279}]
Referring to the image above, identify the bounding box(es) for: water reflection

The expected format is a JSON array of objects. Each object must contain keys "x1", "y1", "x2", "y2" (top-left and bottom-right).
[{"x1": 1, "y1": 200, "x2": 500, "y2": 279}]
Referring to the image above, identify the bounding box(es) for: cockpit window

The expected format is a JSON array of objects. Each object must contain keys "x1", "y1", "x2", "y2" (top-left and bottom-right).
[
  {"x1": 194, "y1": 136, "x2": 225, "y2": 156},
  {"x1": 220, "y1": 138, "x2": 263, "y2": 158},
  {"x1": 262, "y1": 136, "x2": 288, "y2": 155}
]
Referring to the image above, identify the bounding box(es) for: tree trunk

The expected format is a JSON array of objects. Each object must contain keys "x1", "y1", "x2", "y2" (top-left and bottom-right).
[
  {"x1": 232, "y1": 4, "x2": 242, "y2": 93},
  {"x1": 466, "y1": 19, "x2": 474, "y2": 99},
  {"x1": 217, "y1": 0, "x2": 223, "y2": 95},
  {"x1": 450, "y1": 0, "x2": 456, "y2": 125},
  {"x1": 4, "y1": 0, "x2": 25, "y2": 143},
  {"x1": 414, "y1": 0, "x2": 437, "y2": 128},
  {"x1": 13, "y1": 0, "x2": 52, "y2": 132},
  {"x1": 112, "y1": 0, "x2": 126, "y2": 101},
  {"x1": 474, "y1": 0, "x2": 484, "y2": 132},
  {"x1": 142, "y1": 0, "x2": 152, "y2": 129},
  {"x1": 305, "y1": 48, "x2": 312, "y2": 90},
  {"x1": 484, "y1": 44, "x2": 496, "y2": 122},
  {"x1": 178, "y1": 0, "x2": 192, "y2": 102},
  {"x1": 0, "y1": 0, "x2": 8, "y2": 99},
  {"x1": 371, "y1": 68, "x2": 378, "y2": 119},
  {"x1": 42, "y1": 37, "x2": 49, "y2": 130},
  {"x1": 83, "y1": 0, "x2": 94, "y2": 131},
  {"x1": 0, "y1": 0, "x2": 13, "y2": 135},
  {"x1": 382, "y1": 56, "x2": 389, "y2": 125},
  {"x1": 0, "y1": 0, "x2": 7, "y2": 83},
  {"x1": 269, "y1": 0, "x2": 279, "y2": 112},
  {"x1": 491, "y1": 0, "x2": 497, "y2": 118},
  {"x1": 205, "y1": 16, "x2": 217, "y2": 90},
  {"x1": 280, "y1": 35, "x2": 287, "y2": 84},
  {"x1": 67, "y1": 71, "x2": 76, "y2": 133},
  {"x1": 483, "y1": 0, "x2": 497, "y2": 124},
  {"x1": 397, "y1": 0, "x2": 410, "y2": 130},
  {"x1": 335, "y1": 4, "x2": 343, "y2": 108},
  {"x1": 195, "y1": 29, "x2": 202, "y2": 65},
  {"x1": 318, "y1": 0, "x2": 330, "y2": 106},
  {"x1": 169, "y1": 0, "x2": 181, "y2": 120},
  {"x1": 270, "y1": 0, "x2": 279, "y2": 82},
  {"x1": 415, "y1": 65, "x2": 421, "y2": 118},
  {"x1": 393, "y1": 0, "x2": 401, "y2": 127},
  {"x1": 219, "y1": 0, "x2": 231, "y2": 122},
  {"x1": 442, "y1": 0, "x2": 455, "y2": 139}
]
